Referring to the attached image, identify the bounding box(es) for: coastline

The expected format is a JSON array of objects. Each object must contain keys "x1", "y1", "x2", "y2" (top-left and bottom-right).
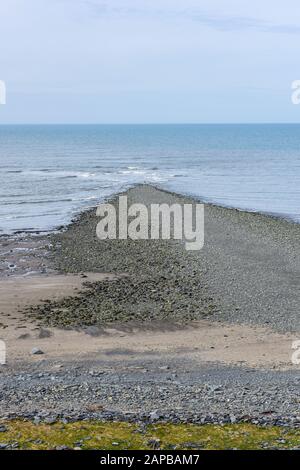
[
  {"x1": 0, "y1": 184, "x2": 299, "y2": 429},
  {"x1": 24, "y1": 183, "x2": 300, "y2": 331},
  {"x1": 156, "y1": 183, "x2": 300, "y2": 227},
  {"x1": 1, "y1": 181, "x2": 299, "y2": 241}
]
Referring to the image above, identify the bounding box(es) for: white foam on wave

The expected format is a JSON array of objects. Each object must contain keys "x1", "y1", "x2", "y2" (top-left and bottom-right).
[
  {"x1": 0, "y1": 164, "x2": 185, "y2": 234},
  {"x1": 9, "y1": 169, "x2": 98, "y2": 179}
]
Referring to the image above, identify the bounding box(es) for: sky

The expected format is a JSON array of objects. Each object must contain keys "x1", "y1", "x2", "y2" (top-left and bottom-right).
[{"x1": 0, "y1": 0, "x2": 300, "y2": 123}]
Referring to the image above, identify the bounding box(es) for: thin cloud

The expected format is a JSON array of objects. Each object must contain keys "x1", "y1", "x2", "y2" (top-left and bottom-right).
[{"x1": 72, "y1": 0, "x2": 300, "y2": 35}]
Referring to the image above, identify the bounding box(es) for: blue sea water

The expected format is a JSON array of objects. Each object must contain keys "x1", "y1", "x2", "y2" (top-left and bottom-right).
[{"x1": 0, "y1": 124, "x2": 299, "y2": 233}]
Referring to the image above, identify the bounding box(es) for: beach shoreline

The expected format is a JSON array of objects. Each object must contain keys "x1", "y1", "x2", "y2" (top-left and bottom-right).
[
  {"x1": 1, "y1": 181, "x2": 299, "y2": 241},
  {"x1": 0, "y1": 184, "x2": 299, "y2": 428},
  {"x1": 24, "y1": 183, "x2": 299, "y2": 331}
]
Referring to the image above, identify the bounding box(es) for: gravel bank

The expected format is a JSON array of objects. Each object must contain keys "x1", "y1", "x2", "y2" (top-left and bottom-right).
[
  {"x1": 1, "y1": 357, "x2": 300, "y2": 428},
  {"x1": 26, "y1": 184, "x2": 299, "y2": 332}
]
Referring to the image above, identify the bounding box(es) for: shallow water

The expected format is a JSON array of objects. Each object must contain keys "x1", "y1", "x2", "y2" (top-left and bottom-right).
[{"x1": 0, "y1": 124, "x2": 299, "y2": 233}]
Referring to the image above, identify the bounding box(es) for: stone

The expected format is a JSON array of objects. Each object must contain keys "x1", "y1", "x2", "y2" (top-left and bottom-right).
[
  {"x1": 149, "y1": 410, "x2": 160, "y2": 421},
  {"x1": 31, "y1": 347, "x2": 44, "y2": 355}
]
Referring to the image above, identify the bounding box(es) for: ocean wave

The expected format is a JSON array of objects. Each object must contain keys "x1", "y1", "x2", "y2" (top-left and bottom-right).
[
  {"x1": 3, "y1": 169, "x2": 98, "y2": 179},
  {"x1": 1, "y1": 198, "x2": 73, "y2": 206}
]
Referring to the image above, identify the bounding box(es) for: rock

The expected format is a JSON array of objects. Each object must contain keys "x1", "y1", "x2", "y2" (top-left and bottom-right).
[
  {"x1": 209, "y1": 385, "x2": 222, "y2": 392},
  {"x1": 148, "y1": 439, "x2": 161, "y2": 449},
  {"x1": 44, "y1": 417, "x2": 56, "y2": 425},
  {"x1": 31, "y1": 347, "x2": 44, "y2": 355},
  {"x1": 0, "y1": 426, "x2": 7, "y2": 433},
  {"x1": 10, "y1": 442, "x2": 19, "y2": 449},
  {"x1": 149, "y1": 410, "x2": 160, "y2": 421},
  {"x1": 89, "y1": 370, "x2": 105, "y2": 377},
  {"x1": 0, "y1": 443, "x2": 8, "y2": 449}
]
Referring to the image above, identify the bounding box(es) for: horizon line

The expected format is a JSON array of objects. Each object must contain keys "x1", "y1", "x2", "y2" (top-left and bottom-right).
[{"x1": 0, "y1": 122, "x2": 300, "y2": 126}]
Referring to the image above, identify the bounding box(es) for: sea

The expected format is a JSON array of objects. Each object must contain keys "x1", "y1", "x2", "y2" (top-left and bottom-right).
[{"x1": 0, "y1": 124, "x2": 299, "y2": 234}]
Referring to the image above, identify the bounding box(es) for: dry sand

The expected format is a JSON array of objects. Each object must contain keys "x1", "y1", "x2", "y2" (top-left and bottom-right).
[{"x1": 0, "y1": 271, "x2": 297, "y2": 370}]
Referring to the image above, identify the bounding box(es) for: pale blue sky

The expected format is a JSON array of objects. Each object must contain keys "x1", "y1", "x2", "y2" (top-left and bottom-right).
[{"x1": 0, "y1": 0, "x2": 299, "y2": 123}]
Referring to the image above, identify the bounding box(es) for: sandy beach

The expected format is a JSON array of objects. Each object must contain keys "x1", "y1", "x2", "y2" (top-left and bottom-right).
[{"x1": 0, "y1": 184, "x2": 299, "y2": 427}]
